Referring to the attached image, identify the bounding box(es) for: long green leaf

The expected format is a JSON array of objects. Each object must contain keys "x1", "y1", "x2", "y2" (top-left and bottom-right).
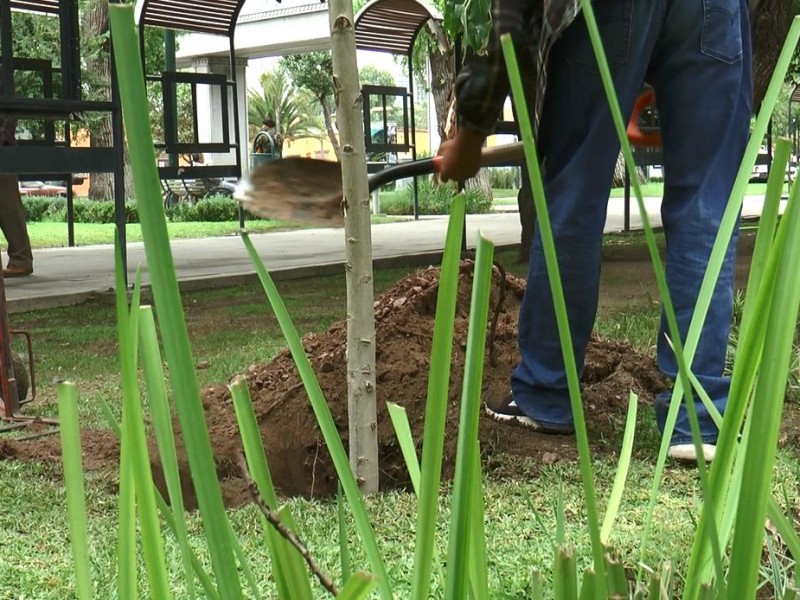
[
  {"x1": 108, "y1": 6, "x2": 242, "y2": 598},
  {"x1": 116, "y1": 266, "x2": 173, "y2": 600},
  {"x1": 138, "y1": 306, "x2": 198, "y2": 599},
  {"x1": 444, "y1": 232, "x2": 493, "y2": 600},
  {"x1": 230, "y1": 378, "x2": 312, "y2": 600},
  {"x1": 57, "y1": 383, "x2": 93, "y2": 600},
  {"x1": 337, "y1": 573, "x2": 378, "y2": 600},
  {"x1": 411, "y1": 195, "x2": 467, "y2": 600},
  {"x1": 240, "y1": 232, "x2": 393, "y2": 599},
  {"x1": 97, "y1": 387, "x2": 220, "y2": 600},
  {"x1": 685, "y1": 139, "x2": 793, "y2": 592},
  {"x1": 766, "y1": 500, "x2": 800, "y2": 580},
  {"x1": 467, "y1": 448, "x2": 489, "y2": 600},
  {"x1": 113, "y1": 236, "x2": 137, "y2": 600},
  {"x1": 225, "y1": 519, "x2": 266, "y2": 600},
  {"x1": 500, "y1": 34, "x2": 607, "y2": 595},
  {"x1": 553, "y1": 546, "x2": 578, "y2": 600},
  {"x1": 338, "y1": 484, "x2": 352, "y2": 585},
  {"x1": 727, "y1": 179, "x2": 800, "y2": 596},
  {"x1": 387, "y1": 403, "x2": 422, "y2": 495},
  {"x1": 601, "y1": 392, "x2": 638, "y2": 544}
]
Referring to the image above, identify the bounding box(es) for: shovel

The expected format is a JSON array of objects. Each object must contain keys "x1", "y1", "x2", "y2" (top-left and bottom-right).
[{"x1": 234, "y1": 142, "x2": 524, "y2": 226}]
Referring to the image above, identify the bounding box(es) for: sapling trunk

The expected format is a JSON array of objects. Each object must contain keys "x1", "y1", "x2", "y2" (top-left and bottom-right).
[{"x1": 328, "y1": 0, "x2": 379, "y2": 493}]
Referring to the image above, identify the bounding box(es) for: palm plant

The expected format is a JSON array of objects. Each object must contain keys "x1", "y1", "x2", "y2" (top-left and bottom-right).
[{"x1": 247, "y1": 69, "x2": 322, "y2": 142}]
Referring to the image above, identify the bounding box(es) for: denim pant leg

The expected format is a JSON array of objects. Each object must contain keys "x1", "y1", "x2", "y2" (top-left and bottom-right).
[
  {"x1": 650, "y1": 0, "x2": 753, "y2": 444},
  {"x1": 511, "y1": 0, "x2": 665, "y2": 429}
]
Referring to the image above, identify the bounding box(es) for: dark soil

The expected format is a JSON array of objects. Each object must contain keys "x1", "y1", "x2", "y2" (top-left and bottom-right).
[
  {"x1": 0, "y1": 261, "x2": 670, "y2": 508},
  {"x1": 2, "y1": 232, "x2": 797, "y2": 509}
]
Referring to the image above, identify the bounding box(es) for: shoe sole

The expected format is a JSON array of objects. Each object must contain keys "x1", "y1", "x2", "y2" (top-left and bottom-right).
[
  {"x1": 484, "y1": 404, "x2": 574, "y2": 435},
  {"x1": 667, "y1": 443, "x2": 716, "y2": 463}
]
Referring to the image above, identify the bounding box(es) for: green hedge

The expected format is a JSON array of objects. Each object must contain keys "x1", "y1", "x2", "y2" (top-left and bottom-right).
[
  {"x1": 380, "y1": 178, "x2": 493, "y2": 216},
  {"x1": 21, "y1": 196, "x2": 262, "y2": 224}
]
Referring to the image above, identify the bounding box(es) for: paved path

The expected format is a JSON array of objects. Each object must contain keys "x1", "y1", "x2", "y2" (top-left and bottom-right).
[{"x1": 3, "y1": 195, "x2": 779, "y2": 313}]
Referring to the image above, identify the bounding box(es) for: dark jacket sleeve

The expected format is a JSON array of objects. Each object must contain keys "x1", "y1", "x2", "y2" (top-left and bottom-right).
[{"x1": 454, "y1": 0, "x2": 541, "y2": 135}]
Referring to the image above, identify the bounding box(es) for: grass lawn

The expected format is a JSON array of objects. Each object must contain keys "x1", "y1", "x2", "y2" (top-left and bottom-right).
[
  {"x1": 6, "y1": 215, "x2": 406, "y2": 250},
  {"x1": 0, "y1": 241, "x2": 797, "y2": 598}
]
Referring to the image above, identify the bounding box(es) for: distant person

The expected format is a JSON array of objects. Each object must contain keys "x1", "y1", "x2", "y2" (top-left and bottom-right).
[
  {"x1": 0, "y1": 67, "x2": 33, "y2": 278},
  {"x1": 255, "y1": 115, "x2": 283, "y2": 155}
]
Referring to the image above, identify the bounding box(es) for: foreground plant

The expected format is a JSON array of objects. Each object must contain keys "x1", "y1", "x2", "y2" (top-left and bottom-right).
[{"x1": 56, "y1": 2, "x2": 798, "y2": 599}]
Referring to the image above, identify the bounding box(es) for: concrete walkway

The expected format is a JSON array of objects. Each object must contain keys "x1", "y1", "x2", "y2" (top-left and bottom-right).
[{"x1": 3, "y1": 195, "x2": 779, "y2": 313}]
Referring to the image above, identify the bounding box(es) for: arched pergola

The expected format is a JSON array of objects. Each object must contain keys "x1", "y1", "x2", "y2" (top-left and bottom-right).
[{"x1": 354, "y1": 0, "x2": 442, "y2": 217}]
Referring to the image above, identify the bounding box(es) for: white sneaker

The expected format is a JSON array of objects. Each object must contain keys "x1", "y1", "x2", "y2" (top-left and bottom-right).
[{"x1": 668, "y1": 443, "x2": 716, "y2": 463}]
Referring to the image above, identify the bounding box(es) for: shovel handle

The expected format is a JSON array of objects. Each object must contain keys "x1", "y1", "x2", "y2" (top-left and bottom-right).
[{"x1": 367, "y1": 142, "x2": 525, "y2": 192}]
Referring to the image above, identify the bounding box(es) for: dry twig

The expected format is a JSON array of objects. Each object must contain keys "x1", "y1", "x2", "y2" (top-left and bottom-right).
[{"x1": 238, "y1": 452, "x2": 339, "y2": 597}]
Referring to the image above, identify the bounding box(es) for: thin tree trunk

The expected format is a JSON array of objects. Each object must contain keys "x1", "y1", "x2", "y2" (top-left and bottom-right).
[
  {"x1": 427, "y1": 20, "x2": 455, "y2": 142},
  {"x1": 320, "y1": 95, "x2": 342, "y2": 161},
  {"x1": 83, "y1": 0, "x2": 133, "y2": 200},
  {"x1": 329, "y1": 0, "x2": 378, "y2": 493},
  {"x1": 751, "y1": 0, "x2": 792, "y2": 110}
]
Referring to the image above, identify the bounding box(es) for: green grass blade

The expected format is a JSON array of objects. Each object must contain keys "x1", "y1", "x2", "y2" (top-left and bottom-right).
[
  {"x1": 138, "y1": 306, "x2": 198, "y2": 599},
  {"x1": 578, "y1": 570, "x2": 596, "y2": 600},
  {"x1": 57, "y1": 382, "x2": 93, "y2": 600},
  {"x1": 569, "y1": 3, "x2": 729, "y2": 592},
  {"x1": 685, "y1": 139, "x2": 793, "y2": 591},
  {"x1": 153, "y1": 494, "x2": 221, "y2": 600},
  {"x1": 117, "y1": 273, "x2": 173, "y2": 600},
  {"x1": 444, "y1": 233, "x2": 493, "y2": 600},
  {"x1": 467, "y1": 449, "x2": 489, "y2": 600},
  {"x1": 240, "y1": 232, "x2": 393, "y2": 599},
  {"x1": 601, "y1": 392, "x2": 638, "y2": 544},
  {"x1": 230, "y1": 377, "x2": 312, "y2": 600},
  {"x1": 556, "y1": 484, "x2": 566, "y2": 547},
  {"x1": 531, "y1": 568, "x2": 545, "y2": 600},
  {"x1": 98, "y1": 363, "x2": 220, "y2": 600},
  {"x1": 411, "y1": 195, "x2": 467, "y2": 600},
  {"x1": 501, "y1": 34, "x2": 607, "y2": 594},
  {"x1": 766, "y1": 500, "x2": 800, "y2": 579},
  {"x1": 553, "y1": 546, "x2": 579, "y2": 600},
  {"x1": 337, "y1": 573, "x2": 378, "y2": 600},
  {"x1": 338, "y1": 484, "x2": 352, "y2": 585},
  {"x1": 108, "y1": 6, "x2": 242, "y2": 598},
  {"x1": 604, "y1": 552, "x2": 627, "y2": 598},
  {"x1": 727, "y1": 167, "x2": 800, "y2": 598},
  {"x1": 740, "y1": 140, "x2": 792, "y2": 325},
  {"x1": 387, "y1": 402, "x2": 422, "y2": 495},
  {"x1": 225, "y1": 519, "x2": 266, "y2": 600},
  {"x1": 113, "y1": 237, "x2": 137, "y2": 600}
]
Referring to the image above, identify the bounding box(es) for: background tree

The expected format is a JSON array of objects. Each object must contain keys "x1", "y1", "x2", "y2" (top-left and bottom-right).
[
  {"x1": 247, "y1": 69, "x2": 321, "y2": 142},
  {"x1": 10, "y1": 0, "x2": 168, "y2": 199},
  {"x1": 280, "y1": 51, "x2": 341, "y2": 159}
]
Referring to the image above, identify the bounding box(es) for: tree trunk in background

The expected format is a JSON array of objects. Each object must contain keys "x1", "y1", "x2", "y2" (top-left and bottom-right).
[
  {"x1": 751, "y1": 0, "x2": 793, "y2": 110},
  {"x1": 82, "y1": 0, "x2": 134, "y2": 200},
  {"x1": 320, "y1": 94, "x2": 342, "y2": 161},
  {"x1": 329, "y1": 0, "x2": 378, "y2": 493},
  {"x1": 427, "y1": 20, "x2": 455, "y2": 143},
  {"x1": 516, "y1": 161, "x2": 535, "y2": 262}
]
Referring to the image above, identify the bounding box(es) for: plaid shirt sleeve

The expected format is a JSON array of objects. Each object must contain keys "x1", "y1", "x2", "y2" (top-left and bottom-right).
[
  {"x1": 0, "y1": 66, "x2": 17, "y2": 146},
  {"x1": 455, "y1": 0, "x2": 541, "y2": 136}
]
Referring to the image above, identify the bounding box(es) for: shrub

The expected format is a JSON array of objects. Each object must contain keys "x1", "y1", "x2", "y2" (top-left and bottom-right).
[
  {"x1": 22, "y1": 196, "x2": 56, "y2": 222},
  {"x1": 381, "y1": 177, "x2": 493, "y2": 216},
  {"x1": 488, "y1": 167, "x2": 519, "y2": 189}
]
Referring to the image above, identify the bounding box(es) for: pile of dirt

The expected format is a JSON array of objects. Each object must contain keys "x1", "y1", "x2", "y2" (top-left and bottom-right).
[{"x1": 1, "y1": 262, "x2": 669, "y2": 508}]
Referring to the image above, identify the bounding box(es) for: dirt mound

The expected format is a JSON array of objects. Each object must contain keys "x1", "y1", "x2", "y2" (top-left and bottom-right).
[
  {"x1": 187, "y1": 262, "x2": 668, "y2": 506},
  {"x1": 1, "y1": 262, "x2": 669, "y2": 508}
]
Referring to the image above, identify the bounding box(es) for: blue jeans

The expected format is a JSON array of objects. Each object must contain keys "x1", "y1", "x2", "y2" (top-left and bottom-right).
[{"x1": 511, "y1": 0, "x2": 753, "y2": 444}]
